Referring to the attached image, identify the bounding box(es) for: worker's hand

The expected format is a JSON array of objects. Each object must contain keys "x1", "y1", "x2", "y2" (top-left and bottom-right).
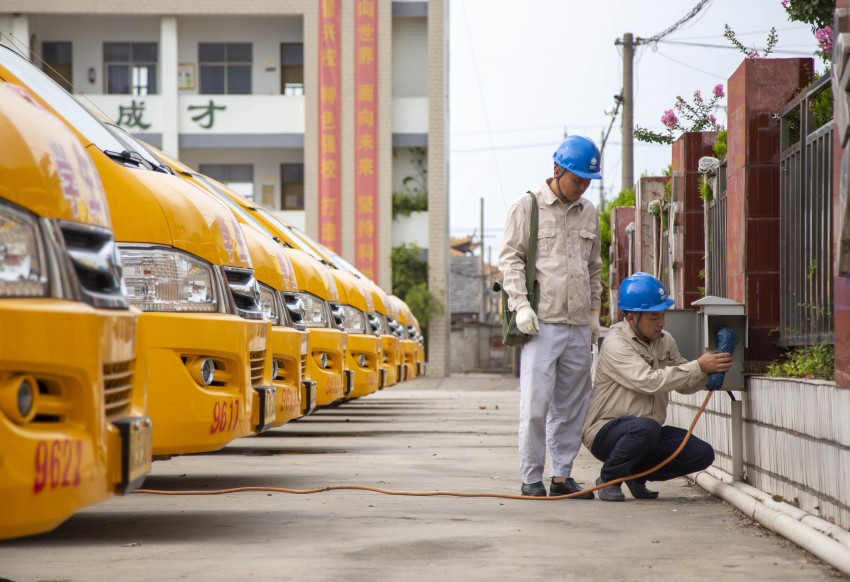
[
  {"x1": 516, "y1": 305, "x2": 540, "y2": 335},
  {"x1": 697, "y1": 351, "x2": 733, "y2": 374},
  {"x1": 590, "y1": 310, "x2": 601, "y2": 347}
]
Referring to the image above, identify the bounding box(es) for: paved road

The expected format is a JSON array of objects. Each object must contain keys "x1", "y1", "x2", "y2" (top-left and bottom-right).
[{"x1": 1, "y1": 374, "x2": 844, "y2": 581}]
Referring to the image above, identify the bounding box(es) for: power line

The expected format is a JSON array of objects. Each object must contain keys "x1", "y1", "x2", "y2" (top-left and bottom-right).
[
  {"x1": 655, "y1": 39, "x2": 815, "y2": 55},
  {"x1": 636, "y1": 0, "x2": 714, "y2": 45},
  {"x1": 653, "y1": 49, "x2": 726, "y2": 79},
  {"x1": 671, "y1": 25, "x2": 809, "y2": 41}
]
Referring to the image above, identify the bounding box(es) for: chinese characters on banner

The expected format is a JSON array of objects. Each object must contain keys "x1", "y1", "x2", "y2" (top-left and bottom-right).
[
  {"x1": 319, "y1": 0, "x2": 342, "y2": 252},
  {"x1": 354, "y1": 0, "x2": 378, "y2": 279}
]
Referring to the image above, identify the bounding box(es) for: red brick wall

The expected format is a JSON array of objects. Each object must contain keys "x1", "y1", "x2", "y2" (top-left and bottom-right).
[
  {"x1": 725, "y1": 58, "x2": 814, "y2": 365},
  {"x1": 671, "y1": 132, "x2": 716, "y2": 309}
]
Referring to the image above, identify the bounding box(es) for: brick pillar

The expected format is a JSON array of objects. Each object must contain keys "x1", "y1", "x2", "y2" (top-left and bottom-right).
[
  {"x1": 609, "y1": 206, "x2": 635, "y2": 323},
  {"x1": 671, "y1": 132, "x2": 716, "y2": 308},
  {"x1": 834, "y1": 1, "x2": 850, "y2": 387},
  {"x1": 725, "y1": 58, "x2": 813, "y2": 366},
  {"x1": 633, "y1": 176, "x2": 668, "y2": 276}
]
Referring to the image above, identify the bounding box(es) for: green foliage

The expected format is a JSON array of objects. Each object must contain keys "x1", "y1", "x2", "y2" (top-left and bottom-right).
[
  {"x1": 699, "y1": 176, "x2": 713, "y2": 203},
  {"x1": 766, "y1": 343, "x2": 835, "y2": 380},
  {"x1": 635, "y1": 86, "x2": 725, "y2": 145},
  {"x1": 782, "y1": 0, "x2": 834, "y2": 32},
  {"x1": 598, "y1": 188, "x2": 636, "y2": 325},
  {"x1": 392, "y1": 147, "x2": 428, "y2": 219},
  {"x1": 713, "y1": 130, "x2": 727, "y2": 158},
  {"x1": 723, "y1": 24, "x2": 778, "y2": 58},
  {"x1": 811, "y1": 84, "x2": 833, "y2": 128},
  {"x1": 391, "y1": 243, "x2": 444, "y2": 341},
  {"x1": 633, "y1": 127, "x2": 675, "y2": 145},
  {"x1": 392, "y1": 186, "x2": 428, "y2": 219}
]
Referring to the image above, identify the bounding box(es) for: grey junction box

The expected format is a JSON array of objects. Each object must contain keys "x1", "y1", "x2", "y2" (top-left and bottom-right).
[{"x1": 663, "y1": 296, "x2": 748, "y2": 391}]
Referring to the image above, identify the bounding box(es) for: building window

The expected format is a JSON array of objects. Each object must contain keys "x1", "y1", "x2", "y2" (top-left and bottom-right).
[
  {"x1": 104, "y1": 42, "x2": 158, "y2": 95},
  {"x1": 200, "y1": 164, "x2": 255, "y2": 201},
  {"x1": 280, "y1": 43, "x2": 304, "y2": 96},
  {"x1": 199, "y1": 43, "x2": 252, "y2": 95},
  {"x1": 281, "y1": 164, "x2": 304, "y2": 210},
  {"x1": 42, "y1": 42, "x2": 73, "y2": 92}
]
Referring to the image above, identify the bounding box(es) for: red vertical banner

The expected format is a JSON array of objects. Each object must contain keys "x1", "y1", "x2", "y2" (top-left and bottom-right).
[
  {"x1": 354, "y1": 0, "x2": 378, "y2": 280},
  {"x1": 319, "y1": 0, "x2": 342, "y2": 252}
]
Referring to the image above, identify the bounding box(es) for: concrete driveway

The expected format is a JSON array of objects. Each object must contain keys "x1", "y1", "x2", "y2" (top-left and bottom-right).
[{"x1": 0, "y1": 374, "x2": 844, "y2": 581}]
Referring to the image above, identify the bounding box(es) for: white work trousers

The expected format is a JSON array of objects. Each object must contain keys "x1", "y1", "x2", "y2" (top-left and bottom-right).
[{"x1": 518, "y1": 322, "x2": 593, "y2": 484}]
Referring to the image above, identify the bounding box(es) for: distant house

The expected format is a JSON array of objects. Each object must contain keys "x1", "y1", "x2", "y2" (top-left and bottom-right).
[{"x1": 449, "y1": 236, "x2": 499, "y2": 325}]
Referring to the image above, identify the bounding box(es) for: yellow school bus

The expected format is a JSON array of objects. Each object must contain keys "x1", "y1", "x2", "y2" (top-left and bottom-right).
[
  {"x1": 157, "y1": 166, "x2": 346, "y2": 409},
  {"x1": 0, "y1": 44, "x2": 272, "y2": 457},
  {"x1": 218, "y1": 200, "x2": 387, "y2": 398},
  {"x1": 151, "y1": 152, "x2": 313, "y2": 423},
  {"x1": 390, "y1": 295, "x2": 420, "y2": 380},
  {"x1": 0, "y1": 84, "x2": 151, "y2": 540}
]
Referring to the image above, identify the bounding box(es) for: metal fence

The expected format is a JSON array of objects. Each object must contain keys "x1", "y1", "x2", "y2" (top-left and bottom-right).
[
  {"x1": 706, "y1": 161, "x2": 728, "y2": 298},
  {"x1": 778, "y1": 75, "x2": 834, "y2": 346}
]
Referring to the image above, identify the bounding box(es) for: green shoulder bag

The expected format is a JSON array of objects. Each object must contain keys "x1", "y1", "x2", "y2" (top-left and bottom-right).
[{"x1": 492, "y1": 192, "x2": 539, "y2": 347}]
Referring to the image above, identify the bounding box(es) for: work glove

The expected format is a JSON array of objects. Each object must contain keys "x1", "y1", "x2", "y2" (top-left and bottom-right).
[
  {"x1": 705, "y1": 326, "x2": 739, "y2": 390},
  {"x1": 516, "y1": 305, "x2": 540, "y2": 335},
  {"x1": 590, "y1": 310, "x2": 601, "y2": 347}
]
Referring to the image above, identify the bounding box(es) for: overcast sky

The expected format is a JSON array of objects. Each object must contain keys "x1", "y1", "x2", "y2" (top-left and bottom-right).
[{"x1": 448, "y1": 0, "x2": 823, "y2": 260}]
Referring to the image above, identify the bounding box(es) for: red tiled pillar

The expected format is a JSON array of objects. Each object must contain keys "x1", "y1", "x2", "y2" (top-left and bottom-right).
[
  {"x1": 671, "y1": 132, "x2": 717, "y2": 309},
  {"x1": 633, "y1": 176, "x2": 669, "y2": 276},
  {"x1": 834, "y1": 0, "x2": 850, "y2": 387},
  {"x1": 726, "y1": 58, "x2": 814, "y2": 365},
  {"x1": 609, "y1": 205, "x2": 635, "y2": 323}
]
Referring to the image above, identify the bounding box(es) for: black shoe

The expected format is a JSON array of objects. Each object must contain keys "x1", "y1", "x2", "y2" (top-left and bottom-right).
[
  {"x1": 596, "y1": 477, "x2": 625, "y2": 502},
  {"x1": 520, "y1": 481, "x2": 547, "y2": 497},
  {"x1": 625, "y1": 479, "x2": 659, "y2": 499},
  {"x1": 549, "y1": 478, "x2": 595, "y2": 499}
]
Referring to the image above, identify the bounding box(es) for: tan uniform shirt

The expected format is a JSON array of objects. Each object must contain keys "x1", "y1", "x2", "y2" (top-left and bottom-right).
[
  {"x1": 498, "y1": 181, "x2": 602, "y2": 324},
  {"x1": 581, "y1": 321, "x2": 707, "y2": 448}
]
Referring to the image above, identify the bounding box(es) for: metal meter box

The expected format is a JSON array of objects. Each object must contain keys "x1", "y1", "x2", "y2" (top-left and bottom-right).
[{"x1": 665, "y1": 296, "x2": 748, "y2": 391}]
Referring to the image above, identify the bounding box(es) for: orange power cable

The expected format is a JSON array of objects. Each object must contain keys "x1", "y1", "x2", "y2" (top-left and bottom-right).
[{"x1": 134, "y1": 392, "x2": 714, "y2": 501}]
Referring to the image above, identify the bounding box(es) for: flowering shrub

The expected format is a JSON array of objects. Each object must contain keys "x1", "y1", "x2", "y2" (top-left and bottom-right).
[
  {"x1": 634, "y1": 84, "x2": 726, "y2": 145},
  {"x1": 723, "y1": 25, "x2": 778, "y2": 59},
  {"x1": 781, "y1": 0, "x2": 834, "y2": 63}
]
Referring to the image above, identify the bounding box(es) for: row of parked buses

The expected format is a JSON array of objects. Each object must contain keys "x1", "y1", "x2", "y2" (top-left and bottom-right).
[{"x1": 0, "y1": 43, "x2": 426, "y2": 541}]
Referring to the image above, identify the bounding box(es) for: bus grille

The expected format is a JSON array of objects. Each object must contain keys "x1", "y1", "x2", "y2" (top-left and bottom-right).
[
  {"x1": 249, "y1": 351, "x2": 266, "y2": 387},
  {"x1": 103, "y1": 360, "x2": 134, "y2": 420}
]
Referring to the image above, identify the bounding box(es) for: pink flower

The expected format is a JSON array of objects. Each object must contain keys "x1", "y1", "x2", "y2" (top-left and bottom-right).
[
  {"x1": 708, "y1": 114, "x2": 717, "y2": 125},
  {"x1": 781, "y1": 0, "x2": 789, "y2": 8},
  {"x1": 661, "y1": 109, "x2": 679, "y2": 130},
  {"x1": 747, "y1": 49, "x2": 762, "y2": 59},
  {"x1": 693, "y1": 90, "x2": 703, "y2": 104},
  {"x1": 815, "y1": 25, "x2": 833, "y2": 53},
  {"x1": 713, "y1": 84, "x2": 725, "y2": 99}
]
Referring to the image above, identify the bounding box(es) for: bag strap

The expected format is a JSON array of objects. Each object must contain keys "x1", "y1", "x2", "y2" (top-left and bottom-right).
[{"x1": 525, "y1": 192, "x2": 538, "y2": 299}]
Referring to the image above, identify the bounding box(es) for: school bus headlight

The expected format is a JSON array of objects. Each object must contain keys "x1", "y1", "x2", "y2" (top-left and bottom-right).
[
  {"x1": 259, "y1": 284, "x2": 280, "y2": 325},
  {"x1": 271, "y1": 359, "x2": 280, "y2": 380},
  {"x1": 297, "y1": 292, "x2": 330, "y2": 328},
  {"x1": 0, "y1": 202, "x2": 48, "y2": 298},
  {"x1": 0, "y1": 374, "x2": 38, "y2": 424},
  {"x1": 358, "y1": 354, "x2": 367, "y2": 368},
  {"x1": 319, "y1": 353, "x2": 329, "y2": 369},
  {"x1": 339, "y1": 304, "x2": 366, "y2": 333},
  {"x1": 187, "y1": 357, "x2": 216, "y2": 386},
  {"x1": 120, "y1": 246, "x2": 218, "y2": 312}
]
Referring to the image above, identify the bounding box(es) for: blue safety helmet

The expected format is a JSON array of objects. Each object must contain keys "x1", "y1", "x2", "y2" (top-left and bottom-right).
[
  {"x1": 617, "y1": 272, "x2": 676, "y2": 312},
  {"x1": 553, "y1": 136, "x2": 602, "y2": 180}
]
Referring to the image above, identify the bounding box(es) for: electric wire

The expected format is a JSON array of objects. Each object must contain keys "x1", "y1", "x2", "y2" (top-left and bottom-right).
[{"x1": 134, "y1": 392, "x2": 714, "y2": 501}]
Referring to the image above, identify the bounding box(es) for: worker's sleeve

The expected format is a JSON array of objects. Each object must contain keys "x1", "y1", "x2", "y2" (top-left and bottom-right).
[
  {"x1": 670, "y1": 342, "x2": 709, "y2": 395},
  {"x1": 498, "y1": 198, "x2": 531, "y2": 312},
  {"x1": 601, "y1": 337, "x2": 705, "y2": 395},
  {"x1": 588, "y1": 214, "x2": 602, "y2": 312}
]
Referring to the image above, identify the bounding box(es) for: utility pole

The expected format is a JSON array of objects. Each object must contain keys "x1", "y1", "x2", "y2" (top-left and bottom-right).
[
  {"x1": 599, "y1": 128, "x2": 606, "y2": 210},
  {"x1": 480, "y1": 197, "x2": 486, "y2": 323},
  {"x1": 621, "y1": 32, "x2": 634, "y2": 195}
]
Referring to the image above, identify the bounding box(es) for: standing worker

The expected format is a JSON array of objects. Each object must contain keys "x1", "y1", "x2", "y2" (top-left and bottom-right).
[
  {"x1": 582, "y1": 272, "x2": 733, "y2": 501},
  {"x1": 499, "y1": 135, "x2": 603, "y2": 498}
]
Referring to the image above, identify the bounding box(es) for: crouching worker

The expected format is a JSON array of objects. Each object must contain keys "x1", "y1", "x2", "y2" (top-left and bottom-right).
[{"x1": 581, "y1": 273, "x2": 732, "y2": 502}]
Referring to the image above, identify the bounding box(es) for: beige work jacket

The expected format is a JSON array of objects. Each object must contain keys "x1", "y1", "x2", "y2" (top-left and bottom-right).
[
  {"x1": 498, "y1": 181, "x2": 601, "y2": 324},
  {"x1": 581, "y1": 321, "x2": 707, "y2": 448}
]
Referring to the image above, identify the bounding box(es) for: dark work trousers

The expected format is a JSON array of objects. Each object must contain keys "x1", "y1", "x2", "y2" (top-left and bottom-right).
[{"x1": 590, "y1": 416, "x2": 715, "y2": 483}]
